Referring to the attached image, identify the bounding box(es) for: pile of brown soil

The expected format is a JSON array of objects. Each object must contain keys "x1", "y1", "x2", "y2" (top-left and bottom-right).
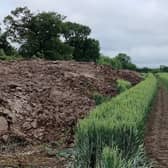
[{"x1": 0, "y1": 60, "x2": 141, "y2": 167}]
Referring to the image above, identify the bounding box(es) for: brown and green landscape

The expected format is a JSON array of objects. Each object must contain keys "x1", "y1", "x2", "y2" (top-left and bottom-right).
[{"x1": 1, "y1": 1, "x2": 168, "y2": 168}]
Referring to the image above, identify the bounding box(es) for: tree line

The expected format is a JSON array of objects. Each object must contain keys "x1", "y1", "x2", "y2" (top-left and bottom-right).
[
  {"x1": 0, "y1": 7, "x2": 100, "y2": 61},
  {"x1": 98, "y1": 53, "x2": 137, "y2": 70},
  {"x1": 0, "y1": 6, "x2": 138, "y2": 70}
]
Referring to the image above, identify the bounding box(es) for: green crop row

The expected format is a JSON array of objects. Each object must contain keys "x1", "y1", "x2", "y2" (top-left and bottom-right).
[{"x1": 74, "y1": 73, "x2": 157, "y2": 168}]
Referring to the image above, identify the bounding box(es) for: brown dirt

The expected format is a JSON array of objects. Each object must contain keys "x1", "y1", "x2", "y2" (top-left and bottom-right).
[
  {"x1": 0, "y1": 59, "x2": 141, "y2": 167},
  {"x1": 145, "y1": 86, "x2": 168, "y2": 168}
]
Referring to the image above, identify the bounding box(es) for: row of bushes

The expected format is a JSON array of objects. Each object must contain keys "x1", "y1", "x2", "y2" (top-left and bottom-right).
[
  {"x1": 75, "y1": 74, "x2": 157, "y2": 167},
  {"x1": 97, "y1": 54, "x2": 137, "y2": 70}
]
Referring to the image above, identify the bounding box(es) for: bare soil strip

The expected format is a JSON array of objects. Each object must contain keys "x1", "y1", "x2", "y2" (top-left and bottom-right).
[{"x1": 145, "y1": 86, "x2": 168, "y2": 168}]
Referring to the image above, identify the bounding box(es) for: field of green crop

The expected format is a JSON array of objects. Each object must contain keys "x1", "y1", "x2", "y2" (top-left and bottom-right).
[
  {"x1": 74, "y1": 74, "x2": 157, "y2": 168},
  {"x1": 158, "y1": 73, "x2": 168, "y2": 87}
]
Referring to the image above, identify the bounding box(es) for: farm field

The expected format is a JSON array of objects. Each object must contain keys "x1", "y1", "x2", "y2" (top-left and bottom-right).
[
  {"x1": 0, "y1": 60, "x2": 141, "y2": 167},
  {"x1": 0, "y1": 60, "x2": 167, "y2": 167},
  {"x1": 1, "y1": 2, "x2": 168, "y2": 168}
]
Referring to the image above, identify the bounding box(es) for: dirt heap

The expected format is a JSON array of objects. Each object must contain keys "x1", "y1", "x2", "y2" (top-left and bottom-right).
[{"x1": 0, "y1": 60, "x2": 141, "y2": 145}]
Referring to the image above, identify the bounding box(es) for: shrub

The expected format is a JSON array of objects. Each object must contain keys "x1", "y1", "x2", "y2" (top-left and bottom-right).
[
  {"x1": 92, "y1": 92, "x2": 111, "y2": 105},
  {"x1": 0, "y1": 48, "x2": 6, "y2": 56},
  {"x1": 0, "y1": 55, "x2": 22, "y2": 61},
  {"x1": 116, "y1": 79, "x2": 132, "y2": 93},
  {"x1": 97, "y1": 56, "x2": 114, "y2": 67}
]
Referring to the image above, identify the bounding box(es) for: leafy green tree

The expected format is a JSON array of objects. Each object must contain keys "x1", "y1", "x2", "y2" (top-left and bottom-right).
[
  {"x1": 4, "y1": 7, "x2": 100, "y2": 61},
  {"x1": 111, "y1": 57, "x2": 123, "y2": 69},
  {"x1": 4, "y1": 7, "x2": 73, "y2": 60},
  {"x1": 0, "y1": 30, "x2": 16, "y2": 56},
  {"x1": 68, "y1": 37, "x2": 100, "y2": 62},
  {"x1": 97, "y1": 55, "x2": 113, "y2": 66},
  {"x1": 97, "y1": 53, "x2": 136, "y2": 70},
  {"x1": 114, "y1": 53, "x2": 131, "y2": 68},
  {"x1": 160, "y1": 65, "x2": 168, "y2": 72},
  {"x1": 63, "y1": 22, "x2": 91, "y2": 41},
  {"x1": 112, "y1": 53, "x2": 136, "y2": 70},
  {"x1": 63, "y1": 22, "x2": 100, "y2": 62},
  {"x1": 97, "y1": 55, "x2": 123, "y2": 69},
  {"x1": 4, "y1": 7, "x2": 33, "y2": 43}
]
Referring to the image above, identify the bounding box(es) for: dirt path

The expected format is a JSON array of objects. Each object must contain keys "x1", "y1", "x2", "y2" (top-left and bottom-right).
[{"x1": 145, "y1": 85, "x2": 168, "y2": 168}]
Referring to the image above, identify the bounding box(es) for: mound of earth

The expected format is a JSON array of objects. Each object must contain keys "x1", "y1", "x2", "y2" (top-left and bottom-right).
[{"x1": 0, "y1": 60, "x2": 141, "y2": 167}]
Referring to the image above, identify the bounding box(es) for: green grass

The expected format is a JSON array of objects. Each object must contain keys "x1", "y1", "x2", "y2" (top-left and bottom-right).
[
  {"x1": 75, "y1": 73, "x2": 157, "y2": 167},
  {"x1": 0, "y1": 55, "x2": 23, "y2": 61},
  {"x1": 116, "y1": 79, "x2": 132, "y2": 93}
]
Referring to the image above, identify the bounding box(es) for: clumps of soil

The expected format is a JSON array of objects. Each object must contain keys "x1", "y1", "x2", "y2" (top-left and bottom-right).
[
  {"x1": 0, "y1": 60, "x2": 141, "y2": 167},
  {"x1": 0, "y1": 60, "x2": 141, "y2": 144}
]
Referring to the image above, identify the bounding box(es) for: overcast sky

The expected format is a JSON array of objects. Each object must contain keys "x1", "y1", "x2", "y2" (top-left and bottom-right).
[{"x1": 1, "y1": 0, "x2": 168, "y2": 67}]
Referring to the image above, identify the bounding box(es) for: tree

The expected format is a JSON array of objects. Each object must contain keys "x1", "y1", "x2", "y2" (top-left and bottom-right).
[
  {"x1": 4, "y1": 7, "x2": 73, "y2": 60},
  {"x1": 63, "y1": 22, "x2": 100, "y2": 62},
  {"x1": 4, "y1": 7, "x2": 33, "y2": 43},
  {"x1": 114, "y1": 53, "x2": 131, "y2": 68},
  {"x1": 112, "y1": 53, "x2": 136, "y2": 70},
  {"x1": 97, "y1": 55, "x2": 114, "y2": 66},
  {"x1": 63, "y1": 22, "x2": 91, "y2": 41},
  {"x1": 0, "y1": 31, "x2": 16, "y2": 56},
  {"x1": 160, "y1": 65, "x2": 168, "y2": 72},
  {"x1": 67, "y1": 37, "x2": 100, "y2": 62},
  {"x1": 98, "y1": 53, "x2": 137, "y2": 70},
  {"x1": 4, "y1": 7, "x2": 100, "y2": 61}
]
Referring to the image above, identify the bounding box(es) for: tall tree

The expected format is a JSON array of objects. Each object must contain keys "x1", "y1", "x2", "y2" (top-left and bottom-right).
[
  {"x1": 4, "y1": 7, "x2": 100, "y2": 61},
  {"x1": 4, "y1": 7, "x2": 73, "y2": 59},
  {"x1": 63, "y1": 22, "x2": 100, "y2": 62},
  {"x1": 4, "y1": 7, "x2": 33, "y2": 43},
  {"x1": 112, "y1": 53, "x2": 136, "y2": 70},
  {"x1": 63, "y1": 22, "x2": 91, "y2": 41},
  {"x1": 0, "y1": 29, "x2": 16, "y2": 56}
]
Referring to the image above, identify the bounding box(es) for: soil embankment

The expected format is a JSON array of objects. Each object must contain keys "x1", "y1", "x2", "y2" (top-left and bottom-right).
[{"x1": 0, "y1": 60, "x2": 141, "y2": 167}]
